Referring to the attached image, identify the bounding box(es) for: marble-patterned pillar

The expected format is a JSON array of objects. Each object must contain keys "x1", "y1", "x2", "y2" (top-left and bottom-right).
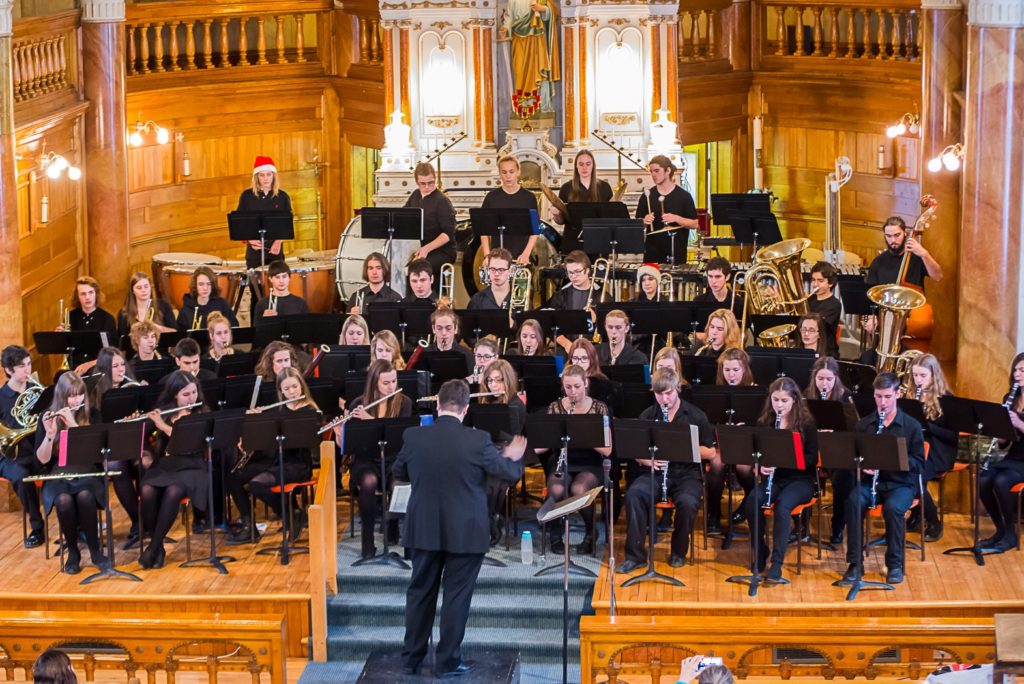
[
  {"x1": 81, "y1": 0, "x2": 130, "y2": 297},
  {"x1": 0, "y1": 0, "x2": 24, "y2": 349},
  {"x1": 956, "y1": 0, "x2": 1024, "y2": 401},
  {"x1": 919, "y1": 0, "x2": 963, "y2": 363}
]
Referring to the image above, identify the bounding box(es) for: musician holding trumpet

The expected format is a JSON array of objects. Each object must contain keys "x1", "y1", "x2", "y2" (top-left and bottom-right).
[
  {"x1": 841, "y1": 372, "x2": 925, "y2": 586},
  {"x1": 34, "y1": 372, "x2": 108, "y2": 575},
  {"x1": 742, "y1": 378, "x2": 816, "y2": 582},
  {"x1": 226, "y1": 368, "x2": 318, "y2": 545},
  {"x1": 176, "y1": 266, "x2": 238, "y2": 331}
]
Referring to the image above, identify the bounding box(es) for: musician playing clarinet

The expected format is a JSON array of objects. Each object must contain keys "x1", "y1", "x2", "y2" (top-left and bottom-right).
[
  {"x1": 617, "y1": 369, "x2": 715, "y2": 573},
  {"x1": 841, "y1": 372, "x2": 925, "y2": 586},
  {"x1": 743, "y1": 377, "x2": 816, "y2": 582},
  {"x1": 635, "y1": 155, "x2": 699, "y2": 264},
  {"x1": 977, "y1": 353, "x2": 1024, "y2": 552}
]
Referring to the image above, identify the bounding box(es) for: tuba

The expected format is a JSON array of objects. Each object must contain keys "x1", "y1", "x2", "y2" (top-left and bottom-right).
[
  {"x1": 867, "y1": 284, "x2": 926, "y2": 373},
  {"x1": 737, "y1": 238, "x2": 813, "y2": 316},
  {"x1": 758, "y1": 324, "x2": 797, "y2": 348}
]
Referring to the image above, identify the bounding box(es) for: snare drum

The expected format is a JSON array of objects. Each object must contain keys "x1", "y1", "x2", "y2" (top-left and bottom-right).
[
  {"x1": 161, "y1": 263, "x2": 242, "y2": 309},
  {"x1": 256, "y1": 259, "x2": 337, "y2": 313},
  {"x1": 151, "y1": 252, "x2": 223, "y2": 301}
]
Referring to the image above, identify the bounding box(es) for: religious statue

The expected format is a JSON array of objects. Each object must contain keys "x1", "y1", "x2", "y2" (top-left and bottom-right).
[{"x1": 499, "y1": 0, "x2": 560, "y2": 115}]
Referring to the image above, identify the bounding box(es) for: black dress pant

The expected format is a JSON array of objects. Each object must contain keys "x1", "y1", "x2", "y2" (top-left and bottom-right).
[
  {"x1": 623, "y1": 472, "x2": 702, "y2": 564},
  {"x1": 403, "y1": 549, "x2": 484, "y2": 673},
  {"x1": 829, "y1": 468, "x2": 854, "y2": 538},
  {"x1": 979, "y1": 460, "x2": 1024, "y2": 542},
  {"x1": 0, "y1": 458, "x2": 43, "y2": 533},
  {"x1": 844, "y1": 481, "x2": 915, "y2": 569},
  {"x1": 743, "y1": 477, "x2": 814, "y2": 569}
]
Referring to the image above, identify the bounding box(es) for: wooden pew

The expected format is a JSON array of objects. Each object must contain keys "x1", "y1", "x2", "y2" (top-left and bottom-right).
[
  {"x1": 580, "y1": 615, "x2": 997, "y2": 683},
  {"x1": 0, "y1": 610, "x2": 286, "y2": 684}
]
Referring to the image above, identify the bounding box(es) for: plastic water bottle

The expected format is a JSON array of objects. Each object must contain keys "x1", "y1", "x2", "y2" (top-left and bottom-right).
[{"x1": 520, "y1": 531, "x2": 534, "y2": 565}]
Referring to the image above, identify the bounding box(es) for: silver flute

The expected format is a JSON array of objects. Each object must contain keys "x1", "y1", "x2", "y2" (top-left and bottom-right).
[
  {"x1": 114, "y1": 402, "x2": 203, "y2": 423},
  {"x1": 763, "y1": 412, "x2": 782, "y2": 508},
  {"x1": 869, "y1": 409, "x2": 886, "y2": 509},
  {"x1": 983, "y1": 382, "x2": 1020, "y2": 471},
  {"x1": 659, "y1": 403, "x2": 670, "y2": 503}
]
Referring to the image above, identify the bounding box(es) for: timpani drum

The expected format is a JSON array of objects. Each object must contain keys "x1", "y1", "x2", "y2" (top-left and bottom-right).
[
  {"x1": 151, "y1": 252, "x2": 223, "y2": 301},
  {"x1": 255, "y1": 258, "x2": 337, "y2": 313},
  {"x1": 161, "y1": 262, "x2": 244, "y2": 309},
  {"x1": 335, "y1": 216, "x2": 414, "y2": 301}
]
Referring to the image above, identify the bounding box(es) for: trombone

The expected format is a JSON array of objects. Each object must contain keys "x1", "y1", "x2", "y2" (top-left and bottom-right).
[
  {"x1": 438, "y1": 263, "x2": 456, "y2": 308},
  {"x1": 58, "y1": 299, "x2": 71, "y2": 370},
  {"x1": 650, "y1": 272, "x2": 676, "y2": 364}
]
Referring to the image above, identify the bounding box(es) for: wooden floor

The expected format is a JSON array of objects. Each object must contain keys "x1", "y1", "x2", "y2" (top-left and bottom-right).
[
  {"x1": 0, "y1": 502, "x2": 313, "y2": 657},
  {"x1": 593, "y1": 510, "x2": 1024, "y2": 617}
]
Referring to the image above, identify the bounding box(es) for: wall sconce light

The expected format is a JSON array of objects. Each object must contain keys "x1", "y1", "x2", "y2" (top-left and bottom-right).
[
  {"x1": 128, "y1": 112, "x2": 170, "y2": 147},
  {"x1": 37, "y1": 150, "x2": 81, "y2": 225},
  {"x1": 927, "y1": 143, "x2": 964, "y2": 172},
  {"x1": 885, "y1": 111, "x2": 920, "y2": 138}
]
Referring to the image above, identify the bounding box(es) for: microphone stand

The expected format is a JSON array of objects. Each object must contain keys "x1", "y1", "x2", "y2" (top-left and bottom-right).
[{"x1": 603, "y1": 458, "x2": 616, "y2": 619}]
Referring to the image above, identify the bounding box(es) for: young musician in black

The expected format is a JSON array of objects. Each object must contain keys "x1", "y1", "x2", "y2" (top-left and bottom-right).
[
  {"x1": 176, "y1": 266, "x2": 238, "y2": 330},
  {"x1": 63, "y1": 276, "x2": 118, "y2": 371},
  {"x1": 693, "y1": 257, "x2": 743, "y2": 316},
  {"x1": 468, "y1": 248, "x2": 514, "y2": 310},
  {"x1": 617, "y1": 369, "x2": 715, "y2": 572},
  {"x1": 405, "y1": 162, "x2": 457, "y2": 283},
  {"x1": 807, "y1": 261, "x2": 842, "y2": 356},
  {"x1": 804, "y1": 355, "x2": 858, "y2": 543},
  {"x1": 797, "y1": 313, "x2": 829, "y2": 356},
  {"x1": 227, "y1": 367, "x2": 318, "y2": 544},
  {"x1": 743, "y1": 377, "x2": 817, "y2": 581},
  {"x1": 597, "y1": 309, "x2": 647, "y2": 367},
  {"x1": 117, "y1": 272, "x2": 176, "y2": 339},
  {"x1": 550, "y1": 250, "x2": 595, "y2": 354},
  {"x1": 334, "y1": 360, "x2": 413, "y2": 559},
  {"x1": 348, "y1": 252, "x2": 402, "y2": 314},
  {"x1": 0, "y1": 346, "x2": 45, "y2": 547},
  {"x1": 636, "y1": 155, "x2": 699, "y2": 264},
  {"x1": 138, "y1": 371, "x2": 208, "y2": 569},
  {"x1": 206, "y1": 312, "x2": 236, "y2": 363},
  {"x1": 479, "y1": 359, "x2": 528, "y2": 544},
  {"x1": 254, "y1": 260, "x2": 309, "y2": 320},
  {"x1": 162, "y1": 338, "x2": 218, "y2": 384},
  {"x1": 977, "y1": 353, "x2": 1024, "y2": 552},
  {"x1": 237, "y1": 155, "x2": 291, "y2": 269},
  {"x1": 423, "y1": 308, "x2": 475, "y2": 370},
  {"x1": 35, "y1": 372, "x2": 108, "y2": 574},
  {"x1": 480, "y1": 157, "x2": 539, "y2": 264},
  {"x1": 842, "y1": 372, "x2": 925, "y2": 585},
  {"x1": 537, "y1": 365, "x2": 613, "y2": 555},
  {"x1": 553, "y1": 149, "x2": 613, "y2": 254},
  {"x1": 403, "y1": 259, "x2": 438, "y2": 305}
]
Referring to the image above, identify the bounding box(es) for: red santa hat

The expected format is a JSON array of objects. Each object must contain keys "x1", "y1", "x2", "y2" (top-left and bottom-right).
[
  {"x1": 252, "y1": 156, "x2": 277, "y2": 175},
  {"x1": 637, "y1": 263, "x2": 660, "y2": 285}
]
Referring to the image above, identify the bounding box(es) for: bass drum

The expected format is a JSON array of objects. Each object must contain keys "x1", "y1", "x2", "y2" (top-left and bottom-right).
[
  {"x1": 335, "y1": 216, "x2": 414, "y2": 303},
  {"x1": 151, "y1": 252, "x2": 223, "y2": 301},
  {"x1": 457, "y1": 218, "x2": 562, "y2": 295}
]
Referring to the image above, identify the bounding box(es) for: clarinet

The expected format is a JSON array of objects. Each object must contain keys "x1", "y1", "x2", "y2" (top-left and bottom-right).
[
  {"x1": 869, "y1": 409, "x2": 886, "y2": 509},
  {"x1": 762, "y1": 412, "x2": 782, "y2": 508},
  {"x1": 820, "y1": 388, "x2": 828, "y2": 401},
  {"x1": 555, "y1": 400, "x2": 574, "y2": 477},
  {"x1": 982, "y1": 382, "x2": 1020, "y2": 471},
  {"x1": 659, "y1": 403, "x2": 670, "y2": 503},
  {"x1": 915, "y1": 386, "x2": 923, "y2": 401}
]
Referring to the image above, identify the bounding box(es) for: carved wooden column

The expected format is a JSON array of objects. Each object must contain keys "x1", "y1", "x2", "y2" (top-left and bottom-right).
[
  {"x1": 81, "y1": 0, "x2": 130, "y2": 298},
  {"x1": 919, "y1": 0, "x2": 962, "y2": 363},
  {"x1": 0, "y1": 0, "x2": 24, "y2": 350},
  {"x1": 956, "y1": 0, "x2": 1024, "y2": 400},
  {"x1": 725, "y1": 0, "x2": 751, "y2": 70}
]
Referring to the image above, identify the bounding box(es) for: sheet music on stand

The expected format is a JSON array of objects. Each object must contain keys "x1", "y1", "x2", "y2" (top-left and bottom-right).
[
  {"x1": 390, "y1": 483, "x2": 411, "y2": 514},
  {"x1": 538, "y1": 485, "x2": 603, "y2": 524}
]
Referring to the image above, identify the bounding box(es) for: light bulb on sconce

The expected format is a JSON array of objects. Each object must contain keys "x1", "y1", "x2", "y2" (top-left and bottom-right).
[
  {"x1": 36, "y1": 149, "x2": 81, "y2": 226},
  {"x1": 927, "y1": 143, "x2": 964, "y2": 173},
  {"x1": 885, "y1": 112, "x2": 920, "y2": 138},
  {"x1": 128, "y1": 113, "x2": 173, "y2": 147}
]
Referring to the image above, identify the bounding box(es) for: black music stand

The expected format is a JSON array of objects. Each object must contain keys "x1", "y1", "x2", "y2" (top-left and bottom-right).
[
  {"x1": 680, "y1": 356, "x2": 719, "y2": 386},
  {"x1": 228, "y1": 211, "x2": 294, "y2": 273},
  {"x1": 939, "y1": 396, "x2": 1018, "y2": 566},
  {"x1": 502, "y1": 355, "x2": 559, "y2": 379},
  {"x1": 217, "y1": 352, "x2": 259, "y2": 378},
  {"x1": 241, "y1": 409, "x2": 320, "y2": 565},
  {"x1": 365, "y1": 301, "x2": 434, "y2": 348},
  {"x1": 464, "y1": 403, "x2": 517, "y2": 566},
  {"x1": 537, "y1": 484, "x2": 603, "y2": 684},
  {"x1": 343, "y1": 416, "x2": 420, "y2": 568},
  {"x1": 342, "y1": 371, "x2": 428, "y2": 405},
  {"x1": 62, "y1": 423, "x2": 146, "y2": 585},
  {"x1": 807, "y1": 399, "x2": 857, "y2": 431},
  {"x1": 170, "y1": 410, "x2": 243, "y2": 574},
  {"x1": 567, "y1": 202, "x2": 629, "y2": 226},
  {"x1": 360, "y1": 207, "x2": 423, "y2": 264},
  {"x1": 582, "y1": 218, "x2": 645, "y2": 264},
  {"x1": 413, "y1": 351, "x2": 470, "y2": 387},
  {"x1": 710, "y1": 193, "x2": 780, "y2": 255},
  {"x1": 838, "y1": 361, "x2": 878, "y2": 395},
  {"x1": 456, "y1": 309, "x2": 515, "y2": 346},
  {"x1": 315, "y1": 346, "x2": 372, "y2": 381},
  {"x1": 613, "y1": 418, "x2": 700, "y2": 588},
  {"x1": 253, "y1": 314, "x2": 341, "y2": 347},
  {"x1": 527, "y1": 413, "x2": 607, "y2": 578},
  {"x1": 819, "y1": 431, "x2": 908, "y2": 600},
  {"x1": 523, "y1": 377, "x2": 562, "y2": 412},
  {"x1": 35, "y1": 331, "x2": 103, "y2": 372},
  {"x1": 718, "y1": 425, "x2": 802, "y2": 596},
  {"x1": 469, "y1": 207, "x2": 536, "y2": 251}
]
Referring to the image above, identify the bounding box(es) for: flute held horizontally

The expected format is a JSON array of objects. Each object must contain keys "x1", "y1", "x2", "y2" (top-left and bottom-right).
[
  {"x1": 417, "y1": 391, "x2": 500, "y2": 403},
  {"x1": 318, "y1": 389, "x2": 404, "y2": 435},
  {"x1": 114, "y1": 402, "x2": 204, "y2": 422}
]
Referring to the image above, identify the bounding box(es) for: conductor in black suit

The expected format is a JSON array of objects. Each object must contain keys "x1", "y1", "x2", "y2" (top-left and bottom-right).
[{"x1": 393, "y1": 379, "x2": 526, "y2": 677}]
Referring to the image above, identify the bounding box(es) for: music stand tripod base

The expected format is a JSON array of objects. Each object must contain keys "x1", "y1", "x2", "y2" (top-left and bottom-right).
[
  {"x1": 82, "y1": 565, "x2": 144, "y2": 585},
  {"x1": 832, "y1": 576, "x2": 894, "y2": 601},
  {"x1": 534, "y1": 515, "x2": 596, "y2": 579}
]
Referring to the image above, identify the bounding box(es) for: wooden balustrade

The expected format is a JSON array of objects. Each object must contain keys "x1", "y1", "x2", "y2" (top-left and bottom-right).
[
  {"x1": 761, "y1": 1, "x2": 920, "y2": 62},
  {"x1": 679, "y1": 6, "x2": 722, "y2": 63},
  {"x1": 356, "y1": 15, "x2": 384, "y2": 66},
  {"x1": 580, "y1": 615, "x2": 996, "y2": 684},
  {"x1": 11, "y1": 11, "x2": 79, "y2": 104},
  {"x1": 125, "y1": 1, "x2": 331, "y2": 77}
]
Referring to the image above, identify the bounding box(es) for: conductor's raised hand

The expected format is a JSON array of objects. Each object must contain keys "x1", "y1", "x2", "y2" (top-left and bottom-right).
[{"x1": 502, "y1": 435, "x2": 527, "y2": 461}]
